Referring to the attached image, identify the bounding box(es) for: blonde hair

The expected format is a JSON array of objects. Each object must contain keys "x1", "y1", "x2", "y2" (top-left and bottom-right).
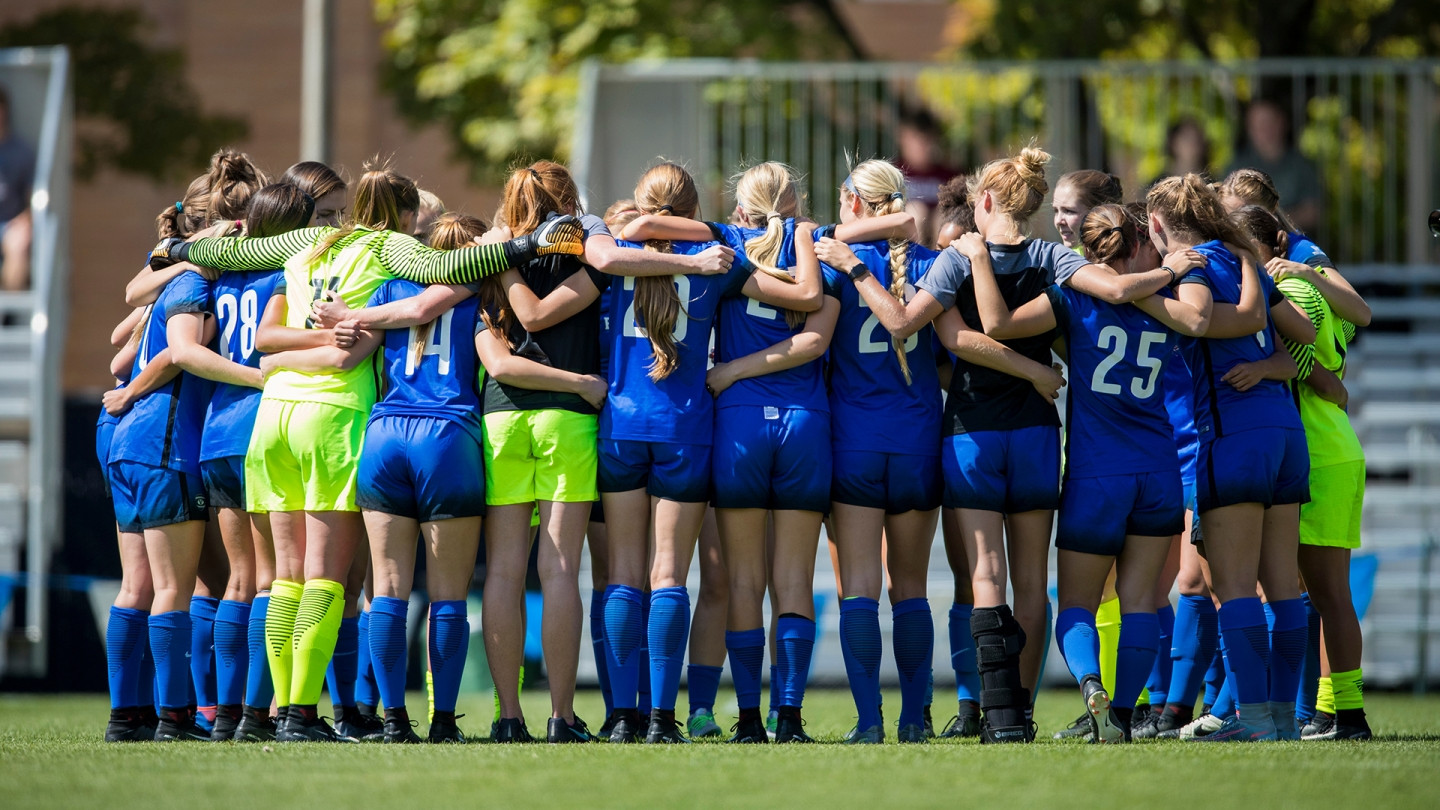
[
  {"x1": 1220, "y1": 168, "x2": 1298, "y2": 233},
  {"x1": 632, "y1": 163, "x2": 699, "y2": 381},
  {"x1": 845, "y1": 158, "x2": 915, "y2": 383},
  {"x1": 304, "y1": 157, "x2": 420, "y2": 264},
  {"x1": 1147, "y1": 173, "x2": 1258, "y2": 263},
  {"x1": 603, "y1": 198, "x2": 641, "y2": 231},
  {"x1": 411, "y1": 212, "x2": 490, "y2": 369},
  {"x1": 734, "y1": 162, "x2": 803, "y2": 327},
  {"x1": 969, "y1": 144, "x2": 1051, "y2": 227}
]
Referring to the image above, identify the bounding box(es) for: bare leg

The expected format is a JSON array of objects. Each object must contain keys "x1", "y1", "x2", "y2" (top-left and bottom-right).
[
  {"x1": 535, "y1": 501, "x2": 592, "y2": 722},
  {"x1": 483, "y1": 503, "x2": 536, "y2": 722}
]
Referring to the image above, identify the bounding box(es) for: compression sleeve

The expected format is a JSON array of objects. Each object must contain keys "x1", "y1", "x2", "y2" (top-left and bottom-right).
[
  {"x1": 183, "y1": 228, "x2": 330, "y2": 269},
  {"x1": 374, "y1": 231, "x2": 526, "y2": 285},
  {"x1": 1277, "y1": 276, "x2": 1325, "y2": 382}
]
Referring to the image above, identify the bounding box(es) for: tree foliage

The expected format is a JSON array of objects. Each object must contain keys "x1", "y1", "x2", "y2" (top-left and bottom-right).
[
  {"x1": 0, "y1": 7, "x2": 248, "y2": 182},
  {"x1": 375, "y1": 0, "x2": 853, "y2": 179}
]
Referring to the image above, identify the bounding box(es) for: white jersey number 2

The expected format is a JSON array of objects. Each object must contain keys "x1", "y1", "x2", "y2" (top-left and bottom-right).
[
  {"x1": 1090, "y1": 326, "x2": 1166, "y2": 399},
  {"x1": 622, "y1": 276, "x2": 690, "y2": 342},
  {"x1": 216, "y1": 290, "x2": 261, "y2": 364}
]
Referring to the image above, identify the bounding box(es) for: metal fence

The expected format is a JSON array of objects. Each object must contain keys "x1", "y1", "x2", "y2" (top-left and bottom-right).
[{"x1": 574, "y1": 58, "x2": 1440, "y2": 267}]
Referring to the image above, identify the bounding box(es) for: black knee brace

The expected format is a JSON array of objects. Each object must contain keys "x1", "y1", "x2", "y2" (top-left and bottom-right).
[{"x1": 971, "y1": 604, "x2": 1031, "y2": 742}]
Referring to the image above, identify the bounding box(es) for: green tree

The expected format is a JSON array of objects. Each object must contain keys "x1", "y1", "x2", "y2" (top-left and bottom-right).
[
  {"x1": 0, "y1": 7, "x2": 247, "y2": 182},
  {"x1": 375, "y1": 0, "x2": 854, "y2": 179}
]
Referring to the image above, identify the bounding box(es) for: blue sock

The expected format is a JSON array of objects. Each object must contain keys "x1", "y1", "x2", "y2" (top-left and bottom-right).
[
  {"x1": 1211, "y1": 670, "x2": 1236, "y2": 717},
  {"x1": 214, "y1": 600, "x2": 251, "y2": 707},
  {"x1": 1204, "y1": 646, "x2": 1227, "y2": 707},
  {"x1": 429, "y1": 600, "x2": 468, "y2": 714},
  {"x1": 637, "y1": 595, "x2": 652, "y2": 715},
  {"x1": 140, "y1": 639, "x2": 156, "y2": 710},
  {"x1": 647, "y1": 587, "x2": 690, "y2": 713},
  {"x1": 839, "y1": 597, "x2": 882, "y2": 731},
  {"x1": 149, "y1": 610, "x2": 193, "y2": 709},
  {"x1": 1056, "y1": 607, "x2": 1101, "y2": 685},
  {"x1": 1218, "y1": 597, "x2": 1270, "y2": 706},
  {"x1": 590, "y1": 591, "x2": 614, "y2": 717},
  {"x1": 1167, "y1": 594, "x2": 1217, "y2": 710},
  {"x1": 368, "y1": 596, "x2": 409, "y2": 710},
  {"x1": 325, "y1": 615, "x2": 359, "y2": 711},
  {"x1": 1266, "y1": 598, "x2": 1306, "y2": 706},
  {"x1": 603, "y1": 585, "x2": 643, "y2": 711},
  {"x1": 776, "y1": 615, "x2": 815, "y2": 708},
  {"x1": 1115, "y1": 612, "x2": 1160, "y2": 710},
  {"x1": 891, "y1": 598, "x2": 933, "y2": 729},
  {"x1": 1296, "y1": 593, "x2": 1321, "y2": 722},
  {"x1": 1146, "y1": 604, "x2": 1174, "y2": 706},
  {"x1": 189, "y1": 595, "x2": 219, "y2": 712},
  {"x1": 725, "y1": 628, "x2": 764, "y2": 711},
  {"x1": 355, "y1": 610, "x2": 378, "y2": 709},
  {"x1": 245, "y1": 595, "x2": 273, "y2": 709},
  {"x1": 106, "y1": 606, "x2": 149, "y2": 709},
  {"x1": 948, "y1": 603, "x2": 979, "y2": 703},
  {"x1": 687, "y1": 664, "x2": 723, "y2": 715}
]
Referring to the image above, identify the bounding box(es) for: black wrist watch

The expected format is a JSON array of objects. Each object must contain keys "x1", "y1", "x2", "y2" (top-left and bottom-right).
[{"x1": 847, "y1": 262, "x2": 871, "y2": 282}]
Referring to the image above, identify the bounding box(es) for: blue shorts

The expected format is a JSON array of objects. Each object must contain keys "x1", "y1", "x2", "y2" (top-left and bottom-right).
[
  {"x1": 1056, "y1": 471, "x2": 1186, "y2": 556},
  {"x1": 598, "y1": 439, "x2": 711, "y2": 503},
  {"x1": 108, "y1": 460, "x2": 209, "y2": 533},
  {"x1": 831, "y1": 450, "x2": 941, "y2": 514},
  {"x1": 942, "y1": 425, "x2": 1061, "y2": 513},
  {"x1": 200, "y1": 456, "x2": 247, "y2": 510},
  {"x1": 1196, "y1": 427, "x2": 1310, "y2": 512},
  {"x1": 1179, "y1": 440, "x2": 1198, "y2": 512},
  {"x1": 357, "y1": 416, "x2": 486, "y2": 522},
  {"x1": 713, "y1": 406, "x2": 831, "y2": 513},
  {"x1": 96, "y1": 419, "x2": 116, "y2": 497}
]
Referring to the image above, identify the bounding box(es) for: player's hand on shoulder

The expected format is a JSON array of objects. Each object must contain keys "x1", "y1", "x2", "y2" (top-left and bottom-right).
[
  {"x1": 475, "y1": 225, "x2": 512, "y2": 246},
  {"x1": 814, "y1": 237, "x2": 859, "y2": 275},
  {"x1": 1162, "y1": 248, "x2": 1206, "y2": 279},
  {"x1": 1265, "y1": 257, "x2": 1313, "y2": 282},
  {"x1": 691, "y1": 245, "x2": 735, "y2": 276},
  {"x1": 955, "y1": 232, "x2": 987, "y2": 261}
]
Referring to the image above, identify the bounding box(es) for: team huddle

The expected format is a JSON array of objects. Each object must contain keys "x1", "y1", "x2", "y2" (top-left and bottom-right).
[{"x1": 96, "y1": 140, "x2": 1372, "y2": 747}]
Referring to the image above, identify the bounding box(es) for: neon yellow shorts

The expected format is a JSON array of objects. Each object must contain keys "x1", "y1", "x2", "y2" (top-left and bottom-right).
[
  {"x1": 1299, "y1": 460, "x2": 1364, "y2": 549},
  {"x1": 245, "y1": 398, "x2": 367, "y2": 513},
  {"x1": 482, "y1": 409, "x2": 598, "y2": 505}
]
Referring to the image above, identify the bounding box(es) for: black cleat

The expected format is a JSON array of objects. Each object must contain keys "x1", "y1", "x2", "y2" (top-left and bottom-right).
[
  {"x1": 234, "y1": 706, "x2": 278, "y2": 742},
  {"x1": 547, "y1": 715, "x2": 595, "y2": 744},
  {"x1": 104, "y1": 707, "x2": 154, "y2": 742},
  {"x1": 606, "y1": 710, "x2": 641, "y2": 744},
  {"x1": 335, "y1": 706, "x2": 385, "y2": 742},
  {"x1": 772, "y1": 707, "x2": 814, "y2": 744},
  {"x1": 383, "y1": 710, "x2": 422, "y2": 744},
  {"x1": 1301, "y1": 711, "x2": 1335, "y2": 739},
  {"x1": 277, "y1": 705, "x2": 358, "y2": 743},
  {"x1": 428, "y1": 711, "x2": 468, "y2": 744},
  {"x1": 154, "y1": 706, "x2": 212, "y2": 742},
  {"x1": 492, "y1": 717, "x2": 534, "y2": 743},
  {"x1": 1053, "y1": 710, "x2": 1096, "y2": 741},
  {"x1": 922, "y1": 703, "x2": 935, "y2": 739},
  {"x1": 726, "y1": 709, "x2": 768, "y2": 744},
  {"x1": 940, "y1": 701, "x2": 982, "y2": 739},
  {"x1": 210, "y1": 704, "x2": 243, "y2": 741},
  {"x1": 1312, "y1": 718, "x2": 1373, "y2": 741},
  {"x1": 597, "y1": 712, "x2": 617, "y2": 741},
  {"x1": 645, "y1": 709, "x2": 689, "y2": 744}
]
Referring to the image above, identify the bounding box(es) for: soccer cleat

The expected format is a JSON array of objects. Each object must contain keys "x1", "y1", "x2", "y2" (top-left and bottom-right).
[
  {"x1": 335, "y1": 706, "x2": 385, "y2": 742},
  {"x1": 492, "y1": 717, "x2": 534, "y2": 743},
  {"x1": 1173, "y1": 712, "x2": 1225, "y2": 740},
  {"x1": 773, "y1": 707, "x2": 814, "y2": 744},
  {"x1": 923, "y1": 704, "x2": 935, "y2": 739},
  {"x1": 234, "y1": 706, "x2": 278, "y2": 742},
  {"x1": 940, "y1": 701, "x2": 982, "y2": 739},
  {"x1": 546, "y1": 715, "x2": 595, "y2": 744},
  {"x1": 645, "y1": 710, "x2": 689, "y2": 744},
  {"x1": 382, "y1": 713, "x2": 423, "y2": 744},
  {"x1": 104, "y1": 708, "x2": 154, "y2": 742},
  {"x1": 277, "y1": 705, "x2": 358, "y2": 743},
  {"x1": 726, "y1": 710, "x2": 768, "y2": 744},
  {"x1": 1080, "y1": 677, "x2": 1125, "y2": 744},
  {"x1": 765, "y1": 709, "x2": 779, "y2": 741},
  {"x1": 606, "y1": 710, "x2": 642, "y2": 744},
  {"x1": 428, "y1": 712, "x2": 468, "y2": 744},
  {"x1": 529, "y1": 215, "x2": 585, "y2": 257},
  {"x1": 687, "y1": 708, "x2": 723, "y2": 739},
  {"x1": 210, "y1": 704, "x2": 243, "y2": 741},
  {"x1": 1130, "y1": 709, "x2": 1162, "y2": 740},
  {"x1": 1053, "y1": 710, "x2": 1096, "y2": 741},
  {"x1": 897, "y1": 723, "x2": 929, "y2": 743},
  {"x1": 1193, "y1": 714, "x2": 1277, "y2": 743},
  {"x1": 842, "y1": 724, "x2": 885, "y2": 745},
  {"x1": 154, "y1": 707, "x2": 212, "y2": 742},
  {"x1": 1301, "y1": 711, "x2": 1335, "y2": 740},
  {"x1": 1309, "y1": 717, "x2": 1372, "y2": 741}
]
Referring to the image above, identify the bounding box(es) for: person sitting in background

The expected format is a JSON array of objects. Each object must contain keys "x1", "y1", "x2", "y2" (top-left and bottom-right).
[
  {"x1": 897, "y1": 107, "x2": 960, "y2": 245},
  {"x1": 0, "y1": 85, "x2": 35, "y2": 296},
  {"x1": 1149, "y1": 117, "x2": 1212, "y2": 190},
  {"x1": 1226, "y1": 99, "x2": 1323, "y2": 234}
]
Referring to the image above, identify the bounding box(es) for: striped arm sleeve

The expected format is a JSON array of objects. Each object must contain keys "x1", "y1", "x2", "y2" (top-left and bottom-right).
[
  {"x1": 184, "y1": 227, "x2": 328, "y2": 270},
  {"x1": 1277, "y1": 276, "x2": 1325, "y2": 381},
  {"x1": 1340, "y1": 318, "x2": 1357, "y2": 345},
  {"x1": 376, "y1": 231, "x2": 520, "y2": 285},
  {"x1": 1283, "y1": 333, "x2": 1316, "y2": 380}
]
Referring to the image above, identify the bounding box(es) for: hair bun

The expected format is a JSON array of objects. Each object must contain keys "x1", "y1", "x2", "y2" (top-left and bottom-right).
[{"x1": 1016, "y1": 146, "x2": 1051, "y2": 191}]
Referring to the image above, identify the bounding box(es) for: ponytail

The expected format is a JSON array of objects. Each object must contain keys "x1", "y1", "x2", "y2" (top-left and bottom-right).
[
  {"x1": 734, "y1": 162, "x2": 804, "y2": 328},
  {"x1": 304, "y1": 157, "x2": 420, "y2": 265},
  {"x1": 1079, "y1": 204, "x2": 1139, "y2": 267},
  {"x1": 1220, "y1": 168, "x2": 1299, "y2": 233},
  {"x1": 501, "y1": 160, "x2": 578, "y2": 237},
  {"x1": 205, "y1": 148, "x2": 267, "y2": 223},
  {"x1": 632, "y1": 163, "x2": 700, "y2": 381},
  {"x1": 1147, "y1": 173, "x2": 1259, "y2": 264},
  {"x1": 846, "y1": 158, "x2": 915, "y2": 384}
]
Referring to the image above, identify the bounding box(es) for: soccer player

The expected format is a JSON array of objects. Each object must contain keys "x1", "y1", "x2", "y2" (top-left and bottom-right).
[
  {"x1": 1051, "y1": 170, "x2": 1123, "y2": 253},
  {"x1": 812, "y1": 159, "x2": 944, "y2": 744},
  {"x1": 282, "y1": 161, "x2": 348, "y2": 228},
  {"x1": 598, "y1": 162, "x2": 821, "y2": 743}
]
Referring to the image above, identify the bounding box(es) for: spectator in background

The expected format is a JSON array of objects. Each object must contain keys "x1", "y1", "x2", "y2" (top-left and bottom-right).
[
  {"x1": 1227, "y1": 99, "x2": 1323, "y2": 234},
  {"x1": 0, "y1": 85, "x2": 35, "y2": 294},
  {"x1": 1149, "y1": 117, "x2": 1212, "y2": 189},
  {"x1": 896, "y1": 107, "x2": 960, "y2": 244}
]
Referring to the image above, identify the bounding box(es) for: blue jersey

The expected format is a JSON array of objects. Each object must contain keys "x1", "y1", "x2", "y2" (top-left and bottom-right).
[
  {"x1": 1286, "y1": 233, "x2": 1334, "y2": 270},
  {"x1": 599, "y1": 240, "x2": 752, "y2": 444},
  {"x1": 1048, "y1": 286, "x2": 1179, "y2": 478},
  {"x1": 200, "y1": 270, "x2": 283, "y2": 461},
  {"x1": 1177, "y1": 241, "x2": 1301, "y2": 439},
  {"x1": 825, "y1": 241, "x2": 942, "y2": 456},
  {"x1": 367, "y1": 279, "x2": 485, "y2": 441},
  {"x1": 711, "y1": 219, "x2": 836, "y2": 412},
  {"x1": 1162, "y1": 342, "x2": 1197, "y2": 462},
  {"x1": 109, "y1": 272, "x2": 214, "y2": 475}
]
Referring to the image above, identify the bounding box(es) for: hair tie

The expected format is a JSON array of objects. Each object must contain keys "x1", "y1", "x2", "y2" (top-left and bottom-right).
[
  {"x1": 766, "y1": 212, "x2": 783, "y2": 221},
  {"x1": 1104, "y1": 225, "x2": 1125, "y2": 237},
  {"x1": 889, "y1": 191, "x2": 904, "y2": 201},
  {"x1": 528, "y1": 168, "x2": 541, "y2": 181},
  {"x1": 658, "y1": 204, "x2": 674, "y2": 214},
  {"x1": 174, "y1": 201, "x2": 184, "y2": 212}
]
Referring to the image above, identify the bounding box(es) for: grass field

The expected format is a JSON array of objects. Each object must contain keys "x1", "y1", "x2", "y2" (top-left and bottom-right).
[{"x1": 3, "y1": 689, "x2": 1439, "y2": 809}]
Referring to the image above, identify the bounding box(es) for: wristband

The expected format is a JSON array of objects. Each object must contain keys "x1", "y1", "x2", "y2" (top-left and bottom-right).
[
  {"x1": 1162, "y1": 265, "x2": 1176, "y2": 284},
  {"x1": 847, "y1": 262, "x2": 871, "y2": 283}
]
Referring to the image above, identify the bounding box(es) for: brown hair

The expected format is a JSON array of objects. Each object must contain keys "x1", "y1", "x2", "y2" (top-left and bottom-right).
[
  {"x1": 1058, "y1": 169, "x2": 1123, "y2": 212},
  {"x1": 412, "y1": 212, "x2": 490, "y2": 367},
  {"x1": 935, "y1": 174, "x2": 975, "y2": 235},
  {"x1": 1231, "y1": 205, "x2": 1289, "y2": 261},
  {"x1": 969, "y1": 144, "x2": 1050, "y2": 226},
  {"x1": 500, "y1": 160, "x2": 581, "y2": 238},
  {"x1": 305, "y1": 157, "x2": 420, "y2": 263},
  {"x1": 1220, "y1": 168, "x2": 1298, "y2": 233},
  {"x1": 244, "y1": 183, "x2": 315, "y2": 239},
  {"x1": 846, "y1": 158, "x2": 916, "y2": 383},
  {"x1": 282, "y1": 161, "x2": 347, "y2": 201},
  {"x1": 1080, "y1": 204, "x2": 1140, "y2": 267},
  {"x1": 156, "y1": 175, "x2": 211, "y2": 240},
  {"x1": 205, "y1": 149, "x2": 267, "y2": 222},
  {"x1": 632, "y1": 163, "x2": 699, "y2": 381},
  {"x1": 1146, "y1": 173, "x2": 1258, "y2": 263}
]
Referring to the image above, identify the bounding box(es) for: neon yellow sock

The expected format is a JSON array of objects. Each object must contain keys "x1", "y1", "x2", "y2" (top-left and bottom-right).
[
  {"x1": 1331, "y1": 668, "x2": 1365, "y2": 710},
  {"x1": 1097, "y1": 597, "x2": 1121, "y2": 694},
  {"x1": 1316, "y1": 676, "x2": 1336, "y2": 715},
  {"x1": 265, "y1": 579, "x2": 303, "y2": 709},
  {"x1": 426, "y1": 669, "x2": 435, "y2": 724},
  {"x1": 492, "y1": 664, "x2": 524, "y2": 722},
  {"x1": 289, "y1": 578, "x2": 346, "y2": 706}
]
